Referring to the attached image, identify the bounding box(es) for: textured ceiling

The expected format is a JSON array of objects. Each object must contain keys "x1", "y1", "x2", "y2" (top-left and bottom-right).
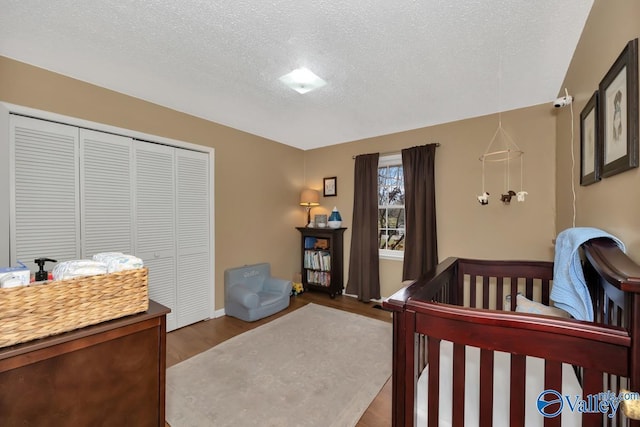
[{"x1": 0, "y1": 0, "x2": 594, "y2": 150}]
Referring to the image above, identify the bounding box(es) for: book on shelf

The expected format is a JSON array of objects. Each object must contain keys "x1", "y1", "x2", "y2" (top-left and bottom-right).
[
  {"x1": 303, "y1": 250, "x2": 331, "y2": 271},
  {"x1": 304, "y1": 237, "x2": 317, "y2": 249},
  {"x1": 306, "y1": 270, "x2": 331, "y2": 287}
]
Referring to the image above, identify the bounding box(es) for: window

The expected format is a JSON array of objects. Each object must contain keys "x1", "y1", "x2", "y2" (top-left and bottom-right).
[{"x1": 378, "y1": 154, "x2": 405, "y2": 259}]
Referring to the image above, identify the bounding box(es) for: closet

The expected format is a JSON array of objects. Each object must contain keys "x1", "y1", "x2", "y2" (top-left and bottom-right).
[{"x1": 7, "y1": 113, "x2": 212, "y2": 331}]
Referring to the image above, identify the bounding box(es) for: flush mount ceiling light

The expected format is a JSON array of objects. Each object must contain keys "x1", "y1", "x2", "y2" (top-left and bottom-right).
[{"x1": 279, "y1": 67, "x2": 326, "y2": 94}]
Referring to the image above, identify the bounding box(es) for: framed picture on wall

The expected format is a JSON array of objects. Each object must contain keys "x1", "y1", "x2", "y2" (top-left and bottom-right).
[
  {"x1": 580, "y1": 91, "x2": 600, "y2": 186},
  {"x1": 323, "y1": 176, "x2": 337, "y2": 197},
  {"x1": 598, "y1": 38, "x2": 639, "y2": 178}
]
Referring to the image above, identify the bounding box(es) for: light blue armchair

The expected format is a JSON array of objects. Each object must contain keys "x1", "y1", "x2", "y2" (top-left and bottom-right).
[{"x1": 224, "y1": 263, "x2": 292, "y2": 322}]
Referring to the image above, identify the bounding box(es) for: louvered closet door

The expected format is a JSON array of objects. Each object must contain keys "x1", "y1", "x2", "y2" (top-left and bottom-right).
[
  {"x1": 80, "y1": 129, "x2": 133, "y2": 257},
  {"x1": 134, "y1": 141, "x2": 177, "y2": 330},
  {"x1": 10, "y1": 115, "x2": 80, "y2": 271},
  {"x1": 176, "y1": 149, "x2": 210, "y2": 328}
]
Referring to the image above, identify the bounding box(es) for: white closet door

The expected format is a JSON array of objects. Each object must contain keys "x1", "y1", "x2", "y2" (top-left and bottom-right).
[
  {"x1": 134, "y1": 141, "x2": 177, "y2": 330},
  {"x1": 8, "y1": 111, "x2": 213, "y2": 331},
  {"x1": 176, "y1": 149, "x2": 210, "y2": 328},
  {"x1": 10, "y1": 115, "x2": 80, "y2": 271},
  {"x1": 80, "y1": 129, "x2": 133, "y2": 257}
]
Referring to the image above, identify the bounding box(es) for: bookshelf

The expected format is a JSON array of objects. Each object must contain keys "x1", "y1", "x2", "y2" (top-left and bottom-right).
[{"x1": 296, "y1": 227, "x2": 346, "y2": 298}]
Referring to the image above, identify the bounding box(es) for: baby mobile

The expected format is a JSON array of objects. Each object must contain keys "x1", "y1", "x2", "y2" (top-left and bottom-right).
[
  {"x1": 477, "y1": 44, "x2": 528, "y2": 206},
  {"x1": 477, "y1": 118, "x2": 528, "y2": 206}
]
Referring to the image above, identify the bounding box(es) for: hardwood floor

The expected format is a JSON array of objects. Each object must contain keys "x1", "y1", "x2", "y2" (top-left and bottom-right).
[{"x1": 166, "y1": 292, "x2": 393, "y2": 427}]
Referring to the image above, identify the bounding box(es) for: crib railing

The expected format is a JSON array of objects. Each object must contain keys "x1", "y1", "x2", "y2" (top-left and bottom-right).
[
  {"x1": 407, "y1": 301, "x2": 630, "y2": 426},
  {"x1": 384, "y1": 244, "x2": 640, "y2": 427},
  {"x1": 454, "y1": 258, "x2": 554, "y2": 309}
]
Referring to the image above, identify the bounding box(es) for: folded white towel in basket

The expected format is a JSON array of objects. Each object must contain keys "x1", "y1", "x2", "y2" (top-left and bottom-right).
[
  {"x1": 92, "y1": 252, "x2": 125, "y2": 263},
  {"x1": 52, "y1": 260, "x2": 108, "y2": 280},
  {"x1": 52, "y1": 254, "x2": 144, "y2": 281},
  {"x1": 551, "y1": 227, "x2": 625, "y2": 321},
  {"x1": 93, "y1": 252, "x2": 144, "y2": 273}
]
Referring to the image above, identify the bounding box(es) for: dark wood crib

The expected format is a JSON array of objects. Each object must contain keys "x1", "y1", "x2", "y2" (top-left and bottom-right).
[{"x1": 383, "y1": 238, "x2": 640, "y2": 426}]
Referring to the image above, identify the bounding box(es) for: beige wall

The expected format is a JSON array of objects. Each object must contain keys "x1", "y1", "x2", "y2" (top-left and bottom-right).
[
  {"x1": 304, "y1": 103, "x2": 557, "y2": 297},
  {"x1": 0, "y1": 56, "x2": 304, "y2": 310},
  {"x1": 0, "y1": 53, "x2": 557, "y2": 303},
  {"x1": 556, "y1": 0, "x2": 640, "y2": 260}
]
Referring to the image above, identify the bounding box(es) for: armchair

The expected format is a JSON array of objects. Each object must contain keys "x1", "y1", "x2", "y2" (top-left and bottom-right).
[{"x1": 224, "y1": 263, "x2": 292, "y2": 322}]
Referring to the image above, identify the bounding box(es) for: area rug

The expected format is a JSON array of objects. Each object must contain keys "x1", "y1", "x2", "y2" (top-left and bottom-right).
[{"x1": 166, "y1": 303, "x2": 392, "y2": 427}]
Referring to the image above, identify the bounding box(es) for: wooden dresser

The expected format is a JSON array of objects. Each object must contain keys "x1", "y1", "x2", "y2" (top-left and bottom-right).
[{"x1": 0, "y1": 300, "x2": 170, "y2": 426}]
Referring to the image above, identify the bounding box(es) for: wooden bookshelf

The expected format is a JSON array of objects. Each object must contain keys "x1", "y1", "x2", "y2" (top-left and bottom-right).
[{"x1": 296, "y1": 227, "x2": 346, "y2": 298}]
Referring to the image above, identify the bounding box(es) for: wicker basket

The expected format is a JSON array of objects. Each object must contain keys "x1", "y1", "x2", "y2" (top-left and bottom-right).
[{"x1": 0, "y1": 268, "x2": 148, "y2": 348}]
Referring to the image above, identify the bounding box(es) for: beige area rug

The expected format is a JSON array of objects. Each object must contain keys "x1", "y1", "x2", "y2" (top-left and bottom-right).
[{"x1": 166, "y1": 303, "x2": 392, "y2": 427}]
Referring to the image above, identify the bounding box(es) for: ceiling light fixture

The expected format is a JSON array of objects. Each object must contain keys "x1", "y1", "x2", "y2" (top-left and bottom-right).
[{"x1": 279, "y1": 67, "x2": 326, "y2": 94}]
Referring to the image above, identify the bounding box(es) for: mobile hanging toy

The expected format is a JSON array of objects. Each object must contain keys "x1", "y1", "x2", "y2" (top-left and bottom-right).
[{"x1": 478, "y1": 118, "x2": 527, "y2": 206}]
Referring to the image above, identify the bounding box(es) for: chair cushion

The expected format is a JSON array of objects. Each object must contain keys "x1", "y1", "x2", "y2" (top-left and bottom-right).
[
  {"x1": 258, "y1": 291, "x2": 285, "y2": 307},
  {"x1": 228, "y1": 284, "x2": 259, "y2": 309}
]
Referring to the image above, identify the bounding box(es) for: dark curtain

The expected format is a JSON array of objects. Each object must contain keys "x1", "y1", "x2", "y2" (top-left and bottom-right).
[
  {"x1": 402, "y1": 144, "x2": 438, "y2": 281},
  {"x1": 346, "y1": 153, "x2": 380, "y2": 302}
]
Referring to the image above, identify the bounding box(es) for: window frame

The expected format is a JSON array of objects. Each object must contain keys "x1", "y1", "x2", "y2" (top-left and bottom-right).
[{"x1": 378, "y1": 154, "x2": 405, "y2": 260}]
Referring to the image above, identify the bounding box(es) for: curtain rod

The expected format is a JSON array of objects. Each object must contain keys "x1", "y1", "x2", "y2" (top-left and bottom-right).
[{"x1": 352, "y1": 142, "x2": 440, "y2": 159}]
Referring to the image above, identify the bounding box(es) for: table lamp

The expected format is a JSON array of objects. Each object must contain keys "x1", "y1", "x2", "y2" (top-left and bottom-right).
[{"x1": 299, "y1": 189, "x2": 320, "y2": 226}]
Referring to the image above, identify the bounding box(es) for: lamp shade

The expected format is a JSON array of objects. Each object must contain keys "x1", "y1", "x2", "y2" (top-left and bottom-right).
[{"x1": 299, "y1": 189, "x2": 320, "y2": 206}]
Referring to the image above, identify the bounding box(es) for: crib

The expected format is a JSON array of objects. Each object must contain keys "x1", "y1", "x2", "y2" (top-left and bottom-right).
[{"x1": 383, "y1": 238, "x2": 640, "y2": 426}]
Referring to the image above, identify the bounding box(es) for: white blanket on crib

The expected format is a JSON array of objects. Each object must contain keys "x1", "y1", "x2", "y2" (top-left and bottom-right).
[{"x1": 416, "y1": 341, "x2": 582, "y2": 426}]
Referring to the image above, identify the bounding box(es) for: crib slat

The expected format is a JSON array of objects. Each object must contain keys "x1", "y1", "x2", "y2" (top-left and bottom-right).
[
  {"x1": 582, "y1": 368, "x2": 604, "y2": 427},
  {"x1": 418, "y1": 334, "x2": 427, "y2": 372},
  {"x1": 510, "y1": 278, "x2": 518, "y2": 310},
  {"x1": 482, "y1": 276, "x2": 489, "y2": 309},
  {"x1": 427, "y1": 337, "x2": 441, "y2": 427},
  {"x1": 544, "y1": 360, "x2": 562, "y2": 391},
  {"x1": 596, "y1": 286, "x2": 606, "y2": 322},
  {"x1": 525, "y1": 277, "x2": 533, "y2": 299},
  {"x1": 610, "y1": 374, "x2": 620, "y2": 427},
  {"x1": 616, "y1": 304, "x2": 623, "y2": 328},
  {"x1": 470, "y1": 275, "x2": 477, "y2": 308},
  {"x1": 496, "y1": 277, "x2": 504, "y2": 311},
  {"x1": 542, "y1": 278, "x2": 550, "y2": 305},
  {"x1": 452, "y1": 344, "x2": 465, "y2": 427},
  {"x1": 544, "y1": 361, "x2": 562, "y2": 427},
  {"x1": 510, "y1": 354, "x2": 526, "y2": 427},
  {"x1": 402, "y1": 310, "x2": 416, "y2": 427},
  {"x1": 479, "y1": 349, "x2": 493, "y2": 426},
  {"x1": 608, "y1": 297, "x2": 614, "y2": 325}
]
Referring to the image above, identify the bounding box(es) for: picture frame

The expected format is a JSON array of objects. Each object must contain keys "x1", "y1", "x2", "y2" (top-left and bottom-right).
[
  {"x1": 314, "y1": 214, "x2": 328, "y2": 228},
  {"x1": 598, "y1": 38, "x2": 639, "y2": 178},
  {"x1": 323, "y1": 176, "x2": 337, "y2": 197},
  {"x1": 580, "y1": 91, "x2": 600, "y2": 186}
]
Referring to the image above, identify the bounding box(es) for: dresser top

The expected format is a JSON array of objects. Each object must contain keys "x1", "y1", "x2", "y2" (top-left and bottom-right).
[{"x1": 0, "y1": 300, "x2": 170, "y2": 360}]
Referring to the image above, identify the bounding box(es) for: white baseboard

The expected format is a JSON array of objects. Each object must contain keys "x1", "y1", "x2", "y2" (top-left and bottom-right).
[{"x1": 341, "y1": 291, "x2": 385, "y2": 303}]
